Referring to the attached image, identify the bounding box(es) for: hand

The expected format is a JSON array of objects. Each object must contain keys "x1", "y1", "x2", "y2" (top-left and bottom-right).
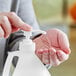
[
  {"x1": 33, "y1": 29, "x2": 71, "y2": 66},
  {"x1": 0, "y1": 12, "x2": 32, "y2": 38}
]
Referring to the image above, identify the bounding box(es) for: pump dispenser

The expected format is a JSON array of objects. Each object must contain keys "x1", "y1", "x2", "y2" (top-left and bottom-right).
[{"x1": 2, "y1": 30, "x2": 51, "y2": 76}]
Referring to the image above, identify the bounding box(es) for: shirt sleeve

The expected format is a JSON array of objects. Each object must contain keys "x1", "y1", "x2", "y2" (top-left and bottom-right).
[
  {"x1": 18, "y1": 0, "x2": 40, "y2": 30},
  {"x1": 0, "y1": 38, "x2": 6, "y2": 72}
]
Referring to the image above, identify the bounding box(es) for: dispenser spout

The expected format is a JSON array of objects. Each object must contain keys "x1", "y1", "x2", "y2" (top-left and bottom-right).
[{"x1": 23, "y1": 30, "x2": 46, "y2": 40}]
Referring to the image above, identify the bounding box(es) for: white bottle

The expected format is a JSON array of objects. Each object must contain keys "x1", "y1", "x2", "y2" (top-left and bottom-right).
[{"x1": 2, "y1": 30, "x2": 51, "y2": 76}]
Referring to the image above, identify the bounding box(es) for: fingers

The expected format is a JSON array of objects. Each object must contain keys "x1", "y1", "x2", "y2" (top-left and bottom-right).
[
  {"x1": 35, "y1": 48, "x2": 60, "y2": 66},
  {"x1": 0, "y1": 12, "x2": 32, "y2": 38},
  {"x1": 49, "y1": 48, "x2": 69, "y2": 66},
  {"x1": 56, "y1": 50, "x2": 69, "y2": 62},
  {"x1": 36, "y1": 47, "x2": 69, "y2": 67},
  {"x1": 35, "y1": 49, "x2": 50, "y2": 64},
  {"x1": 0, "y1": 16, "x2": 11, "y2": 38},
  {"x1": 35, "y1": 49, "x2": 43, "y2": 61},
  {"x1": 0, "y1": 12, "x2": 32, "y2": 31},
  {"x1": 49, "y1": 48, "x2": 60, "y2": 66},
  {"x1": 42, "y1": 49, "x2": 50, "y2": 64}
]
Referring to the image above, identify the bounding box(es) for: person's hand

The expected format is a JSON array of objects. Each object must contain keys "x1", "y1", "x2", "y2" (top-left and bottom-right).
[
  {"x1": 33, "y1": 29, "x2": 71, "y2": 66},
  {"x1": 0, "y1": 12, "x2": 32, "y2": 38}
]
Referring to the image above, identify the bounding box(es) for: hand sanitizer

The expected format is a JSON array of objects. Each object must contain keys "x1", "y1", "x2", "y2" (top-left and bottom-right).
[{"x1": 2, "y1": 30, "x2": 51, "y2": 76}]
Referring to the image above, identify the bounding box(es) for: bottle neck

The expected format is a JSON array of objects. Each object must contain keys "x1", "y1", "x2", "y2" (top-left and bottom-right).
[{"x1": 19, "y1": 39, "x2": 35, "y2": 53}]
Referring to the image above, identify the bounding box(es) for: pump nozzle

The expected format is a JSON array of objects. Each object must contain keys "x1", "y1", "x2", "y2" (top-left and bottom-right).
[
  {"x1": 32, "y1": 30, "x2": 46, "y2": 34},
  {"x1": 23, "y1": 30, "x2": 46, "y2": 40}
]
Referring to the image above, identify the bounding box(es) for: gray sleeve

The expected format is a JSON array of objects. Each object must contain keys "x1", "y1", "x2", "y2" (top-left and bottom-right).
[
  {"x1": 0, "y1": 38, "x2": 6, "y2": 73},
  {"x1": 18, "y1": 0, "x2": 40, "y2": 30}
]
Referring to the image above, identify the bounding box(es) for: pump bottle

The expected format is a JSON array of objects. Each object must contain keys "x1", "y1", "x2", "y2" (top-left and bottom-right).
[{"x1": 2, "y1": 30, "x2": 51, "y2": 76}]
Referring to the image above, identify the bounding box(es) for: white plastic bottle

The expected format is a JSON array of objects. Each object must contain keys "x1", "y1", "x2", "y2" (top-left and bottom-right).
[{"x1": 2, "y1": 30, "x2": 51, "y2": 76}]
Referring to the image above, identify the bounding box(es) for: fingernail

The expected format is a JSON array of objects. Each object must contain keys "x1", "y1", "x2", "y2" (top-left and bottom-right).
[
  {"x1": 21, "y1": 24, "x2": 32, "y2": 31},
  {"x1": 25, "y1": 24, "x2": 32, "y2": 30},
  {"x1": 64, "y1": 48, "x2": 71, "y2": 54}
]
